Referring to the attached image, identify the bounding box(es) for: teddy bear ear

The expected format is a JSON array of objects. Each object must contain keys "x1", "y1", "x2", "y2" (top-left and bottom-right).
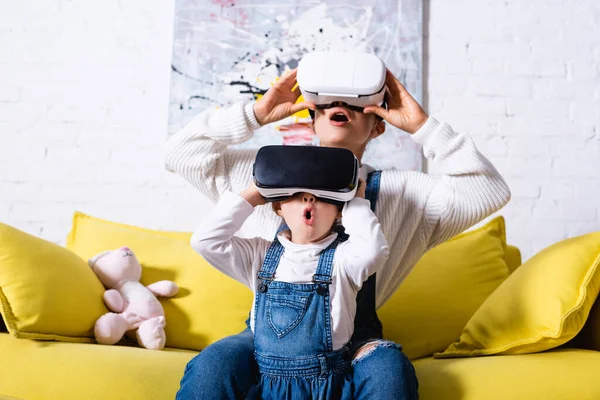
[{"x1": 88, "y1": 250, "x2": 112, "y2": 269}]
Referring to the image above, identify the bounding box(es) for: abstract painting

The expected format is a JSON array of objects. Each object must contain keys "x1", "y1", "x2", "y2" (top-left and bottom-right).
[{"x1": 169, "y1": 0, "x2": 423, "y2": 170}]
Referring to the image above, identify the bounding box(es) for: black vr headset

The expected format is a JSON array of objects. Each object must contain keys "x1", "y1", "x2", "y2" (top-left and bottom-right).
[{"x1": 253, "y1": 145, "x2": 359, "y2": 205}]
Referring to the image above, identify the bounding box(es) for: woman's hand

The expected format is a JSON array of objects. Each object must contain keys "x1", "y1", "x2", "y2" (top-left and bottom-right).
[
  {"x1": 252, "y1": 69, "x2": 316, "y2": 126},
  {"x1": 363, "y1": 69, "x2": 429, "y2": 134},
  {"x1": 355, "y1": 178, "x2": 366, "y2": 199},
  {"x1": 239, "y1": 182, "x2": 267, "y2": 207}
]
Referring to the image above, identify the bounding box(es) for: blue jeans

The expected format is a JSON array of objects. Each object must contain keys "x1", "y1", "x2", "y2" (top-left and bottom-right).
[{"x1": 176, "y1": 327, "x2": 418, "y2": 399}]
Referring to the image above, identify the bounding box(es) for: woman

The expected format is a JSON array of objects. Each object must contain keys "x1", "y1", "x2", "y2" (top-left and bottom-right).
[{"x1": 166, "y1": 67, "x2": 510, "y2": 399}]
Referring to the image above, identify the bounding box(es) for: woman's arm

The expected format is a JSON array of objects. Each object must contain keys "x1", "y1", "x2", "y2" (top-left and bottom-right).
[
  {"x1": 365, "y1": 70, "x2": 511, "y2": 249},
  {"x1": 407, "y1": 118, "x2": 511, "y2": 249},
  {"x1": 165, "y1": 69, "x2": 315, "y2": 203},
  {"x1": 165, "y1": 102, "x2": 260, "y2": 203}
]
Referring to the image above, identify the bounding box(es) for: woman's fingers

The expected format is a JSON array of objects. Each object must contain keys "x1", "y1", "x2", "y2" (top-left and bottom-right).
[
  {"x1": 289, "y1": 101, "x2": 316, "y2": 114},
  {"x1": 276, "y1": 68, "x2": 298, "y2": 89},
  {"x1": 363, "y1": 105, "x2": 388, "y2": 120},
  {"x1": 385, "y1": 69, "x2": 410, "y2": 100}
]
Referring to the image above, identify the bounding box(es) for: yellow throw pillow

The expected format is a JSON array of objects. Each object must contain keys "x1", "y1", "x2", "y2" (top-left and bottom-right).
[
  {"x1": 66, "y1": 212, "x2": 253, "y2": 351},
  {"x1": 0, "y1": 222, "x2": 107, "y2": 342},
  {"x1": 436, "y1": 232, "x2": 600, "y2": 358},
  {"x1": 378, "y1": 217, "x2": 511, "y2": 360}
]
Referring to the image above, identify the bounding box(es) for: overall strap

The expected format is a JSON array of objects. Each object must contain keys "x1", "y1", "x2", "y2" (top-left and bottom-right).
[
  {"x1": 257, "y1": 239, "x2": 285, "y2": 288},
  {"x1": 352, "y1": 170, "x2": 384, "y2": 342},
  {"x1": 365, "y1": 170, "x2": 382, "y2": 211},
  {"x1": 312, "y1": 226, "x2": 349, "y2": 284}
]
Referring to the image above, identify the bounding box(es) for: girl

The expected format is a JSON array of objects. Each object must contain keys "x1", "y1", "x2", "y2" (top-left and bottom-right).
[{"x1": 191, "y1": 175, "x2": 389, "y2": 399}]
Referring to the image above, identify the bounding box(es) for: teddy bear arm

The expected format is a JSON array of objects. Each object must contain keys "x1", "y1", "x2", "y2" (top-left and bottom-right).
[
  {"x1": 103, "y1": 289, "x2": 125, "y2": 312},
  {"x1": 146, "y1": 281, "x2": 179, "y2": 298}
]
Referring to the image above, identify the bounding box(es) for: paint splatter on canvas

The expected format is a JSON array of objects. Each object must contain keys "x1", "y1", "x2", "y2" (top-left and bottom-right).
[{"x1": 169, "y1": 0, "x2": 423, "y2": 170}]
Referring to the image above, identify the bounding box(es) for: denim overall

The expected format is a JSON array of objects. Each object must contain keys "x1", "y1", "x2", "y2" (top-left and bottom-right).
[{"x1": 252, "y1": 171, "x2": 383, "y2": 400}]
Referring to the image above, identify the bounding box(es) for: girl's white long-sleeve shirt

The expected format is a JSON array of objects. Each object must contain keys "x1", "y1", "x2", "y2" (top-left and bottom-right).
[
  {"x1": 165, "y1": 102, "x2": 511, "y2": 309},
  {"x1": 191, "y1": 191, "x2": 389, "y2": 350}
]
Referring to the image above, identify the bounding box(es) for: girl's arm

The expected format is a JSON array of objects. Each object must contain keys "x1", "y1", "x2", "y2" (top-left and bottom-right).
[
  {"x1": 337, "y1": 195, "x2": 390, "y2": 288},
  {"x1": 190, "y1": 191, "x2": 269, "y2": 289}
]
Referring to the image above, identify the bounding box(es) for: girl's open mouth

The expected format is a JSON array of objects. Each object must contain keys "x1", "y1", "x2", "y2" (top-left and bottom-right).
[{"x1": 303, "y1": 207, "x2": 314, "y2": 226}]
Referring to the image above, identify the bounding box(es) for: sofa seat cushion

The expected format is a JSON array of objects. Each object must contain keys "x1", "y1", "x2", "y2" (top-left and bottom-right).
[
  {"x1": 414, "y1": 348, "x2": 600, "y2": 400},
  {"x1": 0, "y1": 333, "x2": 196, "y2": 399}
]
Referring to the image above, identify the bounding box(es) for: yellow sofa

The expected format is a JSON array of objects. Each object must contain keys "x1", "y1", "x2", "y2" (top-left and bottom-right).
[{"x1": 1, "y1": 214, "x2": 600, "y2": 400}]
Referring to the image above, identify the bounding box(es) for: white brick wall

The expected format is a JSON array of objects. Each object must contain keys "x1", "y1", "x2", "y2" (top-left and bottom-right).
[
  {"x1": 1, "y1": 0, "x2": 599, "y2": 260},
  {"x1": 426, "y1": 0, "x2": 600, "y2": 258},
  {"x1": 0, "y1": 0, "x2": 206, "y2": 245}
]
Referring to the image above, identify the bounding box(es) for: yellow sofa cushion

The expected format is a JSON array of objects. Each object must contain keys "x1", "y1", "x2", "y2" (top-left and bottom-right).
[
  {"x1": 0, "y1": 332, "x2": 195, "y2": 400},
  {"x1": 66, "y1": 212, "x2": 253, "y2": 351},
  {"x1": 0, "y1": 222, "x2": 107, "y2": 342},
  {"x1": 414, "y1": 348, "x2": 600, "y2": 400},
  {"x1": 437, "y1": 232, "x2": 600, "y2": 358},
  {"x1": 378, "y1": 217, "x2": 511, "y2": 360}
]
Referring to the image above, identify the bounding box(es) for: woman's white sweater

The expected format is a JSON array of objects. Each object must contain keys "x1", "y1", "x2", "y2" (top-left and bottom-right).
[{"x1": 165, "y1": 102, "x2": 511, "y2": 307}]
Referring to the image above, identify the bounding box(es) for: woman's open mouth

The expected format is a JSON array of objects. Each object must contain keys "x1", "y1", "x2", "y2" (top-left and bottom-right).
[
  {"x1": 303, "y1": 207, "x2": 314, "y2": 226},
  {"x1": 329, "y1": 108, "x2": 350, "y2": 126}
]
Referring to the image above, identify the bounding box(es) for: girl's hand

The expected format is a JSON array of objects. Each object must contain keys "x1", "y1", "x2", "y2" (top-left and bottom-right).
[
  {"x1": 363, "y1": 69, "x2": 429, "y2": 134},
  {"x1": 355, "y1": 178, "x2": 366, "y2": 199},
  {"x1": 252, "y1": 69, "x2": 316, "y2": 126},
  {"x1": 239, "y1": 182, "x2": 267, "y2": 207}
]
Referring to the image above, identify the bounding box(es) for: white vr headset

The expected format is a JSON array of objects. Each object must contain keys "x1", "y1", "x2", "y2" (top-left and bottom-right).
[
  {"x1": 253, "y1": 145, "x2": 359, "y2": 205},
  {"x1": 297, "y1": 51, "x2": 387, "y2": 113}
]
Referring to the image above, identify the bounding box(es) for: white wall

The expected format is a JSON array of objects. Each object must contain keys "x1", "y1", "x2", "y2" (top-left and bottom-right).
[
  {"x1": 0, "y1": 0, "x2": 599, "y2": 260},
  {"x1": 426, "y1": 0, "x2": 600, "y2": 258},
  {"x1": 0, "y1": 0, "x2": 204, "y2": 242}
]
